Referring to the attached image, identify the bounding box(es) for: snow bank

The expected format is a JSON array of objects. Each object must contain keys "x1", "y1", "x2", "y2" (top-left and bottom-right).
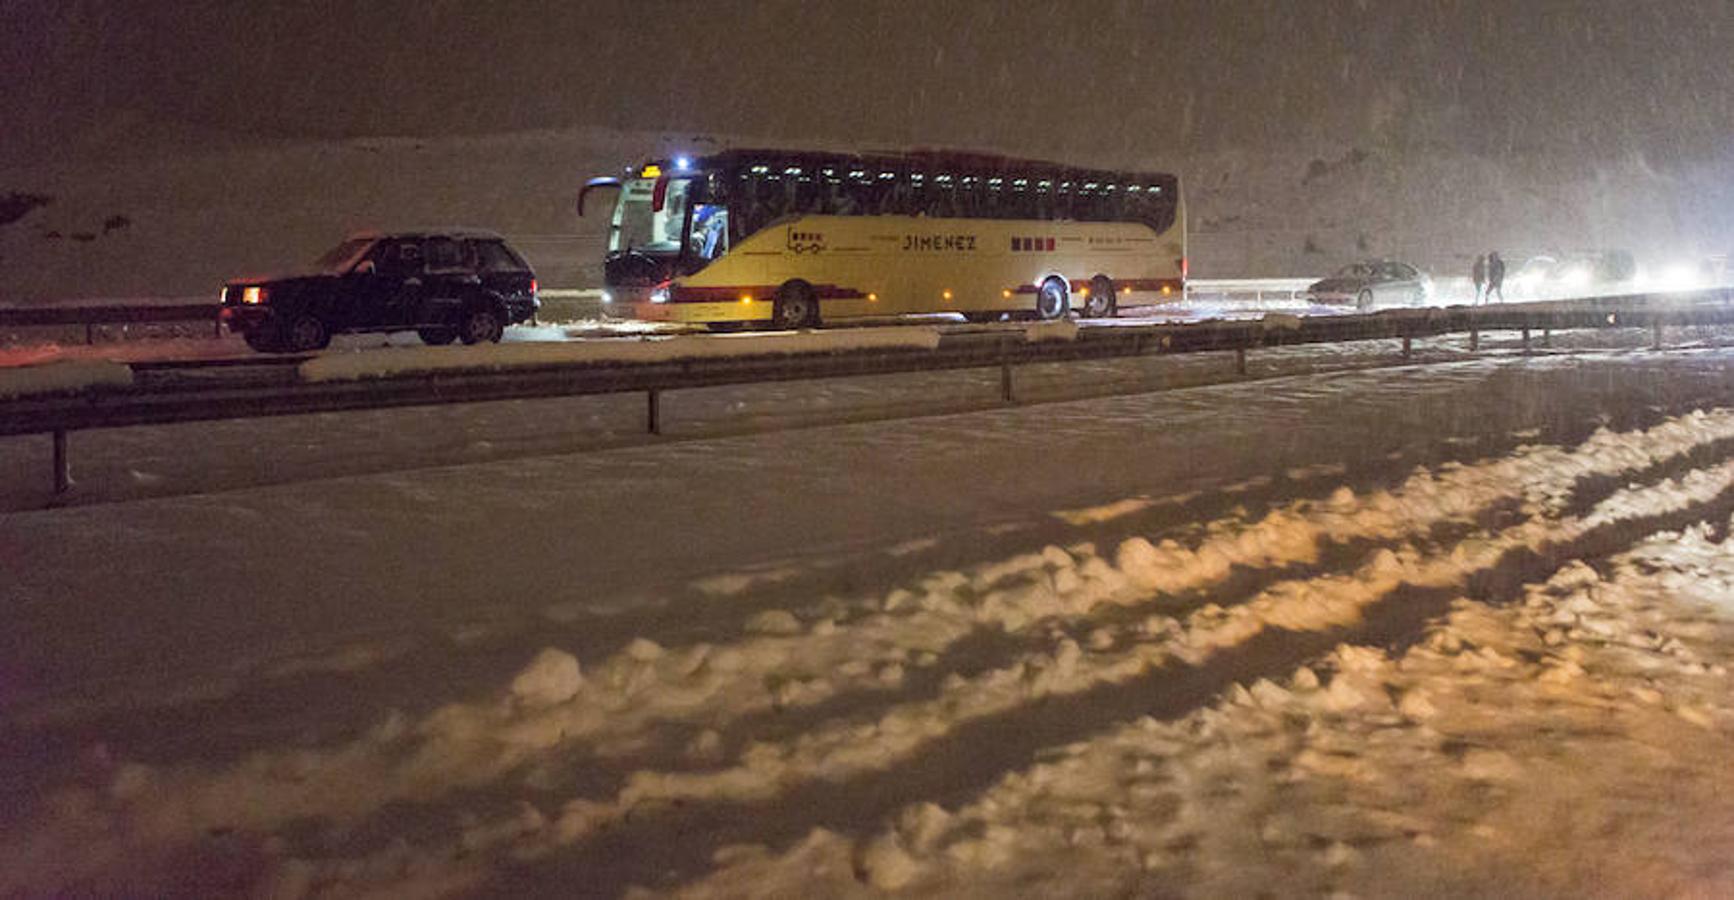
[
  {"x1": 669, "y1": 525, "x2": 1734, "y2": 899},
  {"x1": 299, "y1": 327, "x2": 944, "y2": 382},
  {"x1": 0, "y1": 359, "x2": 132, "y2": 398},
  {"x1": 10, "y1": 403, "x2": 1734, "y2": 895},
  {"x1": 1023, "y1": 320, "x2": 1080, "y2": 343}
]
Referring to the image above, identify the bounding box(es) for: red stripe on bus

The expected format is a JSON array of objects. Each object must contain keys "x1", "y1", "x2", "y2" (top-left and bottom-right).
[
  {"x1": 668, "y1": 284, "x2": 869, "y2": 302},
  {"x1": 1007, "y1": 277, "x2": 1184, "y2": 296}
]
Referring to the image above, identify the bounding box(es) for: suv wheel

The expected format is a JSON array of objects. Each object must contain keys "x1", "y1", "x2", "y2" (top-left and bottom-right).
[
  {"x1": 459, "y1": 306, "x2": 504, "y2": 344},
  {"x1": 418, "y1": 327, "x2": 458, "y2": 346},
  {"x1": 285, "y1": 315, "x2": 330, "y2": 352}
]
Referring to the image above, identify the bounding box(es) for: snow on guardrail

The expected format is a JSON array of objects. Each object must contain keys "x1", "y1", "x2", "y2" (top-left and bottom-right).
[
  {"x1": 300, "y1": 326, "x2": 945, "y2": 383},
  {"x1": 1022, "y1": 320, "x2": 1081, "y2": 343},
  {"x1": 0, "y1": 360, "x2": 134, "y2": 398}
]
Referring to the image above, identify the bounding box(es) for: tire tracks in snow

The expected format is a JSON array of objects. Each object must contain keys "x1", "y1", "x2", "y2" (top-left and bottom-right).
[
  {"x1": 11, "y1": 409, "x2": 1734, "y2": 896},
  {"x1": 482, "y1": 461, "x2": 1734, "y2": 897}
]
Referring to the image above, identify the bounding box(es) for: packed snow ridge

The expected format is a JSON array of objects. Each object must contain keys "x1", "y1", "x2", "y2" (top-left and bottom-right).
[
  {"x1": 0, "y1": 359, "x2": 132, "y2": 398},
  {"x1": 298, "y1": 327, "x2": 945, "y2": 382}
]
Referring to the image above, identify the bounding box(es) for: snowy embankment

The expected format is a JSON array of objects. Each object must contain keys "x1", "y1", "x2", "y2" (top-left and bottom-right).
[
  {"x1": 299, "y1": 327, "x2": 946, "y2": 382},
  {"x1": 5, "y1": 392, "x2": 1734, "y2": 896},
  {"x1": 0, "y1": 359, "x2": 132, "y2": 398}
]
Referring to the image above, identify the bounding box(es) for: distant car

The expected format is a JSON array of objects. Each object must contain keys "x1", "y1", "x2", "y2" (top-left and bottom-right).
[
  {"x1": 1516, "y1": 250, "x2": 1637, "y2": 299},
  {"x1": 222, "y1": 229, "x2": 539, "y2": 352},
  {"x1": 1510, "y1": 255, "x2": 1560, "y2": 299},
  {"x1": 1307, "y1": 260, "x2": 1432, "y2": 310}
]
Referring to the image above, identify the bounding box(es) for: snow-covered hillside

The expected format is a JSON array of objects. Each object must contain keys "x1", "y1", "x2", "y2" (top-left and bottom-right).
[{"x1": 4, "y1": 123, "x2": 1731, "y2": 303}]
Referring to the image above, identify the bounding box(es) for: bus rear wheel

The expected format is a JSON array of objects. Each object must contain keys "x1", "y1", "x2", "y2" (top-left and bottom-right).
[
  {"x1": 773, "y1": 281, "x2": 820, "y2": 329},
  {"x1": 1036, "y1": 277, "x2": 1069, "y2": 320},
  {"x1": 1085, "y1": 275, "x2": 1117, "y2": 318}
]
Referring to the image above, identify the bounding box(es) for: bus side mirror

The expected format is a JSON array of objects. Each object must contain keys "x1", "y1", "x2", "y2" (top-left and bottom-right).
[{"x1": 578, "y1": 178, "x2": 622, "y2": 218}]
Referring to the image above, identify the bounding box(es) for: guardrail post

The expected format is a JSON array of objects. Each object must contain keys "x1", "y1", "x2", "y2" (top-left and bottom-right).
[
  {"x1": 1542, "y1": 328, "x2": 1551, "y2": 348},
  {"x1": 52, "y1": 430, "x2": 70, "y2": 495},
  {"x1": 1235, "y1": 347, "x2": 1247, "y2": 375},
  {"x1": 1402, "y1": 334, "x2": 1412, "y2": 358},
  {"x1": 85, "y1": 323, "x2": 95, "y2": 345},
  {"x1": 647, "y1": 389, "x2": 661, "y2": 435},
  {"x1": 1521, "y1": 327, "x2": 1531, "y2": 353},
  {"x1": 1652, "y1": 321, "x2": 1664, "y2": 351},
  {"x1": 1000, "y1": 360, "x2": 1015, "y2": 403},
  {"x1": 1469, "y1": 328, "x2": 1480, "y2": 352}
]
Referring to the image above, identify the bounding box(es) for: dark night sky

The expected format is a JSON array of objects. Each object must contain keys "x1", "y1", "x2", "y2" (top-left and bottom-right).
[{"x1": 5, "y1": 0, "x2": 1734, "y2": 162}]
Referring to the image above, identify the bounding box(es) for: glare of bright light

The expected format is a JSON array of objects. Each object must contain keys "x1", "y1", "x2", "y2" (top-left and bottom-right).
[
  {"x1": 1560, "y1": 266, "x2": 1592, "y2": 288},
  {"x1": 601, "y1": 290, "x2": 612, "y2": 304},
  {"x1": 675, "y1": 156, "x2": 691, "y2": 172},
  {"x1": 1654, "y1": 262, "x2": 1702, "y2": 292}
]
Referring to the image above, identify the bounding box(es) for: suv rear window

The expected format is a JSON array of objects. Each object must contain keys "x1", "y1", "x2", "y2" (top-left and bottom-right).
[{"x1": 473, "y1": 240, "x2": 529, "y2": 273}]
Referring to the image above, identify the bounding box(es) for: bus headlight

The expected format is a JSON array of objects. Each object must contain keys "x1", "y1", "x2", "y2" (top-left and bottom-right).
[{"x1": 650, "y1": 287, "x2": 669, "y2": 304}]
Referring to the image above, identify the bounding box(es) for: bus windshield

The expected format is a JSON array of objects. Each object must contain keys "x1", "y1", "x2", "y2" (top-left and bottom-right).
[{"x1": 612, "y1": 178, "x2": 694, "y2": 254}]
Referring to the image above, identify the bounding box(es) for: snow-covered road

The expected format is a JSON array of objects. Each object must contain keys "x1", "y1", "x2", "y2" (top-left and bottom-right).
[{"x1": 3, "y1": 335, "x2": 1734, "y2": 896}]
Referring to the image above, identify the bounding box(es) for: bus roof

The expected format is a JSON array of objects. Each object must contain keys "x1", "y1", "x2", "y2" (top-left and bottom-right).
[{"x1": 653, "y1": 148, "x2": 1175, "y2": 182}]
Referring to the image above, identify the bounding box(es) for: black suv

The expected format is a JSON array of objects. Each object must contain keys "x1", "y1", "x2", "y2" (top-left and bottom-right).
[{"x1": 222, "y1": 230, "x2": 539, "y2": 352}]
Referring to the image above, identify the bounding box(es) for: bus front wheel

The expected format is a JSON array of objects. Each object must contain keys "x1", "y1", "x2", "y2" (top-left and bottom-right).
[
  {"x1": 774, "y1": 281, "x2": 820, "y2": 329},
  {"x1": 1036, "y1": 277, "x2": 1069, "y2": 320},
  {"x1": 1085, "y1": 275, "x2": 1117, "y2": 318}
]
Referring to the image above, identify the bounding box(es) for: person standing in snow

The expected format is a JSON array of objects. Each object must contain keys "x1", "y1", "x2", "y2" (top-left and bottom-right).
[
  {"x1": 1487, "y1": 251, "x2": 1506, "y2": 303},
  {"x1": 1471, "y1": 254, "x2": 1487, "y2": 304}
]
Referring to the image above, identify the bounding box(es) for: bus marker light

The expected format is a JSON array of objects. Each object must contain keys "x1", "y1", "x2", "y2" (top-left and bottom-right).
[
  {"x1": 1078, "y1": 287, "x2": 1090, "y2": 298},
  {"x1": 1121, "y1": 286, "x2": 1132, "y2": 295},
  {"x1": 868, "y1": 293, "x2": 878, "y2": 302},
  {"x1": 1161, "y1": 284, "x2": 1173, "y2": 296},
  {"x1": 740, "y1": 295, "x2": 753, "y2": 304},
  {"x1": 942, "y1": 289, "x2": 953, "y2": 301},
  {"x1": 1002, "y1": 289, "x2": 1012, "y2": 299}
]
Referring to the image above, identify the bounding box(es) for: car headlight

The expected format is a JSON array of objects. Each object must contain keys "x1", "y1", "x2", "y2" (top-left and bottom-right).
[{"x1": 1655, "y1": 263, "x2": 1701, "y2": 292}]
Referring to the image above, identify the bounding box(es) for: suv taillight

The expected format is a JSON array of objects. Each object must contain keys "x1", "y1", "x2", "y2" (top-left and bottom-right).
[{"x1": 530, "y1": 278, "x2": 538, "y2": 295}]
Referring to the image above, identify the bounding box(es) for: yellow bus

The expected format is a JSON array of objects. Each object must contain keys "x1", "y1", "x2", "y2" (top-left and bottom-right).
[{"x1": 579, "y1": 149, "x2": 1185, "y2": 329}]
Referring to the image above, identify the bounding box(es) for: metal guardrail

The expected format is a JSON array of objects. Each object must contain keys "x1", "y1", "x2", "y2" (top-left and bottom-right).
[
  {"x1": 1184, "y1": 278, "x2": 1316, "y2": 304},
  {"x1": 0, "y1": 302, "x2": 223, "y2": 343},
  {"x1": 5, "y1": 290, "x2": 1733, "y2": 496}
]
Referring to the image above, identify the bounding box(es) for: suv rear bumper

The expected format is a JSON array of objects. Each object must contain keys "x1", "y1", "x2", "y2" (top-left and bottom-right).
[
  {"x1": 504, "y1": 296, "x2": 539, "y2": 324},
  {"x1": 219, "y1": 305, "x2": 276, "y2": 333}
]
